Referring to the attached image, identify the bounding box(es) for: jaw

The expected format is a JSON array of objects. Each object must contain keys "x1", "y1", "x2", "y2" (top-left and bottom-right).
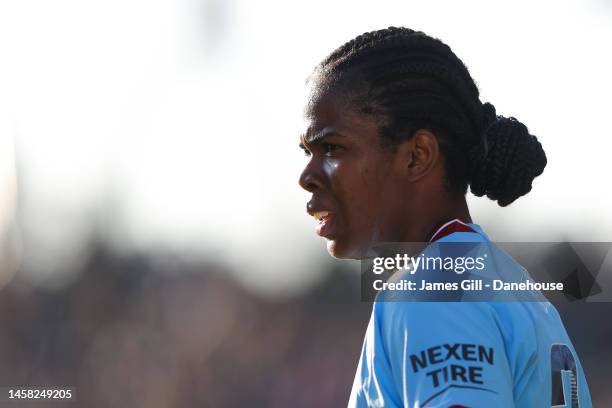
[
  {"x1": 323, "y1": 198, "x2": 392, "y2": 259},
  {"x1": 326, "y1": 238, "x2": 357, "y2": 259},
  {"x1": 325, "y1": 232, "x2": 375, "y2": 260}
]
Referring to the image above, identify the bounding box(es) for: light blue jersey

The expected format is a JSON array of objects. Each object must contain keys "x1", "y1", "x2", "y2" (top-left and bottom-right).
[{"x1": 349, "y1": 222, "x2": 592, "y2": 408}]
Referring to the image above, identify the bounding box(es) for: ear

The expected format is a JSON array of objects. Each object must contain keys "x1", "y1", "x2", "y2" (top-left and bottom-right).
[{"x1": 394, "y1": 129, "x2": 440, "y2": 182}]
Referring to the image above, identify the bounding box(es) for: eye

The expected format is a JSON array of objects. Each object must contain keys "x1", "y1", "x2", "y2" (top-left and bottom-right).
[
  {"x1": 322, "y1": 143, "x2": 342, "y2": 155},
  {"x1": 299, "y1": 143, "x2": 311, "y2": 157}
]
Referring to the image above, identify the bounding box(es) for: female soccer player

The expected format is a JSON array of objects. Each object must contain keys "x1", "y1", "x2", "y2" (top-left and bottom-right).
[{"x1": 298, "y1": 27, "x2": 592, "y2": 407}]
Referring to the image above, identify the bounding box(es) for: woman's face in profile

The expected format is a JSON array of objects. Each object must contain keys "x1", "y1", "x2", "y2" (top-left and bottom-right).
[{"x1": 299, "y1": 88, "x2": 408, "y2": 259}]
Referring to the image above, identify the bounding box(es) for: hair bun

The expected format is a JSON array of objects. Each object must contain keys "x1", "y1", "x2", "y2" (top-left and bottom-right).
[
  {"x1": 481, "y1": 102, "x2": 497, "y2": 129},
  {"x1": 469, "y1": 114, "x2": 547, "y2": 207}
]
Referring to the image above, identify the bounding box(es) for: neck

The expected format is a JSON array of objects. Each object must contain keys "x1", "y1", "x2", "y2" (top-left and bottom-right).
[
  {"x1": 427, "y1": 196, "x2": 472, "y2": 238},
  {"x1": 399, "y1": 194, "x2": 473, "y2": 242}
]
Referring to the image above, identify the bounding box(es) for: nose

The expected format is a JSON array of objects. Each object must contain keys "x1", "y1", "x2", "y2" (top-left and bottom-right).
[{"x1": 299, "y1": 159, "x2": 324, "y2": 192}]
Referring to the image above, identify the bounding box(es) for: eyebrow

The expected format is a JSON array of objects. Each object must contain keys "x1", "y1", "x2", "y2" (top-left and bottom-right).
[{"x1": 299, "y1": 127, "x2": 344, "y2": 149}]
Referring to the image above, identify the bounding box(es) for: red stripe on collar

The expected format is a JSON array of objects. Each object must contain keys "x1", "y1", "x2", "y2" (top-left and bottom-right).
[{"x1": 429, "y1": 219, "x2": 476, "y2": 242}]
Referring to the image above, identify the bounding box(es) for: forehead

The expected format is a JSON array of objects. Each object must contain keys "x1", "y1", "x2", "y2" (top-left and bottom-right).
[{"x1": 301, "y1": 87, "x2": 379, "y2": 143}]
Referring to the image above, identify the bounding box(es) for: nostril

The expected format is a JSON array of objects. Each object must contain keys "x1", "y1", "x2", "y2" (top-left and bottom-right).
[
  {"x1": 299, "y1": 159, "x2": 325, "y2": 192},
  {"x1": 306, "y1": 181, "x2": 319, "y2": 192},
  {"x1": 300, "y1": 172, "x2": 321, "y2": 192}
]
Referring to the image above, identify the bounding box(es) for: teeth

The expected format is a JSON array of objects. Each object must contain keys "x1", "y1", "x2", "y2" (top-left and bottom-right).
[{"x1": 312, "y1": 211, "x2": 330, "y2": 221}]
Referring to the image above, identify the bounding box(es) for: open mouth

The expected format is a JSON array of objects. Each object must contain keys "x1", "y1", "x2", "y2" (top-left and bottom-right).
[
  {"x1": 312, "y1": 211, "x2": 331, "y2": 222},
  {"x1": 311, "y1": 211, "x2": 335, "y2": 238}
]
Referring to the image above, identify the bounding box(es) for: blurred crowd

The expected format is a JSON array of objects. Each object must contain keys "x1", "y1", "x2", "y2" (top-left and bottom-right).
[
  {"x1": 0, "y1": 240, "x2": 611, "y2": 407},
  {"x1": 0, "y1": 241, "x2": 370, "y2": 407}
]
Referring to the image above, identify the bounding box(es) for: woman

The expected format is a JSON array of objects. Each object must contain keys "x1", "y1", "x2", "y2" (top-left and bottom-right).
[{"x1": 298, "y1": 27, "x2": 591, "y2": 407}]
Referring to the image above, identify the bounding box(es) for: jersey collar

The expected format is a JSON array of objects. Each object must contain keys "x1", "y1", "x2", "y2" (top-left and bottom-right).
[{"x1": 429, "y1": 219, "x2": 478, "y2": 242}]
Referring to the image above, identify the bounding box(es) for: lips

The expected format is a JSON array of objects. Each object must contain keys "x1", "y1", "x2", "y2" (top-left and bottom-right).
[
  {"x1": 315, "y1": 212, "x2": 334, "y2": 237},
  {"x1": 311, "y1": 211, "x2": 330, "y2": 222},
  {"x1": 307, "y1": 203, "x2": 337, "y2": 238}
]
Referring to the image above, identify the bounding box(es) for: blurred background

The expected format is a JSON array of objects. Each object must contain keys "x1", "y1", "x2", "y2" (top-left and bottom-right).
[{"x1": 1, "y1": 0, "x2": 612, "y2": 406}]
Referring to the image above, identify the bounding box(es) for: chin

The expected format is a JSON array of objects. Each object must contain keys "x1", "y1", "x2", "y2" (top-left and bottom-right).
[{"x1": 326, "y1": 239, "x2": 363, "y2": 260}]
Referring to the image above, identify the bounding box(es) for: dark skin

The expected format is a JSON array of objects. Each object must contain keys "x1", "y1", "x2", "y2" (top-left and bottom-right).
[{"x1": 299, "y1": 86, "x2": 472, "y2": 259}]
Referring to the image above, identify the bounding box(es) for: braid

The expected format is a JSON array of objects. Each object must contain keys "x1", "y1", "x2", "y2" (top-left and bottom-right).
[
  {"x1": 314, "y1": 26, "x2": 547, "y2": 206},
  {"x1": 469, "y1": 117, "x2": 547, "y2": 206}
]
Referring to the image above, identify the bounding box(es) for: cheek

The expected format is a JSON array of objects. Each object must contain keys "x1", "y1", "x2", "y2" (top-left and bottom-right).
[
  {"x1": 325, "y1": 158, "x2": 371, "y2": 205},
  {"x1": 322, "y1": 159, "x2": 340, "y2": 178},
  {"x1": 327, "y1": 157, "x2": 386, "y2": 229}
]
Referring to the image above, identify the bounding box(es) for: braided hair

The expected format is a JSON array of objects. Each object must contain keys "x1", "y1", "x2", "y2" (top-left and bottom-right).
[{"x1": 312, "y1": 27, "x2": 546, "y2": 207}]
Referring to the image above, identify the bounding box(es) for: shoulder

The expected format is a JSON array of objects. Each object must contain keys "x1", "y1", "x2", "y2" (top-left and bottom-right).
[{"x1": 373, "y1": 301, "x2": 504, "y2": 356}]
